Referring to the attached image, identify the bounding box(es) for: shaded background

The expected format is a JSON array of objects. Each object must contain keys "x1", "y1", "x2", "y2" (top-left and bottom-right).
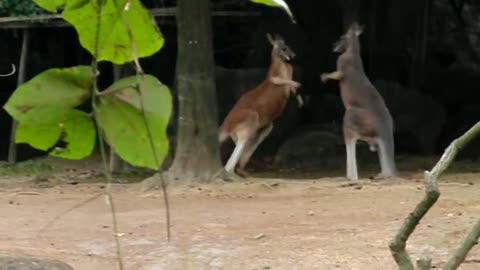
[{"x1": 0, "y1": 0, "x2": 479, "y2": 167}]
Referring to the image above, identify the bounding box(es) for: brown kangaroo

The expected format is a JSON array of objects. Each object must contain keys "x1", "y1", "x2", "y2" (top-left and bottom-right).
[
  {"x1": 321, "y1": 22, "x2": 397, "y2": 180},
  {"x1": 219, "y1": 34, "x2": 301, "y2": 176}
]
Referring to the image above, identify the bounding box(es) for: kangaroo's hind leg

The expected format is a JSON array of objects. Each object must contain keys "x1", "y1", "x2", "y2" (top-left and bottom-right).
[
  {"x1": 375, "y1": 132, "x2": 397, "y2": 179},
  {"x1": 237, "y1": 124, "x2": 273, "y2": 176},
  {"x1": 343, "y1": 121, "x2": 359, "y2": 180}
]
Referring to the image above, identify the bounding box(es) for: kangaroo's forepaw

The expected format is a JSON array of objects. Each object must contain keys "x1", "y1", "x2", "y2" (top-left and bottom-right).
[
  {"x1": 291, "y1": 81, "x2": 302, "y2": 89},
  {"x1": 320, "y1": 73, "x2": 329, "y2": 83}
]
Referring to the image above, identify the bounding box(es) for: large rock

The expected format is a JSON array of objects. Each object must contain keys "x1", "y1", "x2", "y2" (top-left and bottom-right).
[
  {"x1": 0, "y1": 253, "x2": 74, "y2": 270},
  {"x1": 309, "y1": 80, "x2": 447, "y2": 155},
  {"x1": 274, "y1": 130, "x2": 380, "y2": 169},
  {"x1": 374, "y1": 80, "x2": 447, "y2": 154},
  {"x1": 274, "y1": 131, "x2": 343, "y2": 167},
  {"x1": 439, "y1": 105, "x2": 480, "y2": 160}
]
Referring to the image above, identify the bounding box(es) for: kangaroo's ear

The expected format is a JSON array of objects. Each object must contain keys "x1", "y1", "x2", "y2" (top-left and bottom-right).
[
  {"x1": 355, "y1": 24, "x2": 364, "y2": 36},
  {"x1": 266, "y1": 33, "x2": 275, "y2": 45},
  {"x1": 349, "y1": 21, "x2": 364, "y2": 36}
]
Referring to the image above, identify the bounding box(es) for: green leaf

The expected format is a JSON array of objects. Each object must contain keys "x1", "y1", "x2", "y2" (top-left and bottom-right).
[
  {"x1": 96, "y1": 75, "x2": 172, "y2": 170},
  {"x1": 16, "y1": 119, "x2": 62, "y2": 151},
  {"x1": 50, "y1": 110, "x2": 96, "y2": 159},
  {"x1": 16, "y1": 110, "x2": 96, "y2": 160},
  {"x1": 33, "y1": 0, "x2": 66, "y2": 13},
  {"x1": 250, "y1": 0, "x2": 295, "y2": 22},
  {"x1": 62, "y1": 0, "x2": 164, "y2": 64},
  {"x1": 3, "y1": 66, "x2": 93, "y2": 123}
]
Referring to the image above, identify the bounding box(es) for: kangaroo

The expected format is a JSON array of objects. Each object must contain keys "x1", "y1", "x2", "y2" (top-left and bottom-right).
[
  {"x1": 219, "y1": 34, "x2": 301, "y2": 176},
  {"x1": 321, "y1": 22, "x2": 397, "y2": 180}
]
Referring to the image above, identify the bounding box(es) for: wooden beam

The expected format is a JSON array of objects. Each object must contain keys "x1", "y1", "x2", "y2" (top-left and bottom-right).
[{"x1": 0, "y1": 8, "x2": 260, "y2": 29}]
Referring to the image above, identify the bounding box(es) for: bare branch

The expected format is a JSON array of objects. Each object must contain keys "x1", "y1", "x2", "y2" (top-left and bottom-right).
[
  {"x1": 390, "y1": 121, "x2": 480, "y2": 269},
  {"x1": 443, "y1": 219, "x2": 480, "y2": 269},
  {"x1": 389, "y1": 172, "x2": 439, "y2": 270},
  {"x1": 417, "y1": 258, "x2": 432, "y2": 270}
]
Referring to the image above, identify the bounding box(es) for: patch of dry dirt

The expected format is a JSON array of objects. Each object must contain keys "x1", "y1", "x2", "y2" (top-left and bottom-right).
[{"x1": 1, "y1": 169, "x2": 480, "y2": 270}]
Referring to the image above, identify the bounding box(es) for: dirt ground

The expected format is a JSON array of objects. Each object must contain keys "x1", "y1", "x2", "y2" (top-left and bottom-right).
[{"x1": 0, "y1": 156, "x2": 480, "y2": 270}]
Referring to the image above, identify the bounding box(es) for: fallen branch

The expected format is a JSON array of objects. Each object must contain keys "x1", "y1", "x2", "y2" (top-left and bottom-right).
[
  {"x1": 416, "y1": 258, "x2": 432, "y2": 270},
  {"x1": 389, "y1": 121, "x2": 480, "y2": 270},
  {"x1": 443, "y1": 219, "x2": 480, "y2": 269}
]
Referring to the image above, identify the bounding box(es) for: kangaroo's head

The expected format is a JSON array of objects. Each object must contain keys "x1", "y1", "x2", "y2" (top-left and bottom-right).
[
  {"x1": 267, "y1": 33, "x2": 296, "y2": 62},
  {"x1": 333, "y1": 22, "x2": 364, "y2": 53}
]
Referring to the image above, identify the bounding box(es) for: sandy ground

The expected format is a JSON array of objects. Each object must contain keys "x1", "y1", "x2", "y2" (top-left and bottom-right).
[{"x1": 0, "y1": 158, "x2": 480, "y2": 270}]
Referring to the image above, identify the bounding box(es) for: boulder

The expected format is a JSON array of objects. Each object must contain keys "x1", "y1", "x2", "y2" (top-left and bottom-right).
[
  {"x1": 0, "y1": 253, "x2": 74, "y2": 270},
  {"x1": 374, "y1": 80, "x2": 447, "y2": 154},
  {"x1": 439, "y1": 105, "x2": 480, "y2": 160}
]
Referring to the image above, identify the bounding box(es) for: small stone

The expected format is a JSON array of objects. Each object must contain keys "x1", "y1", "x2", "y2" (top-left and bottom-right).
[{"x1": 308, "y1": 210, "x2": 315, "y2": 216}]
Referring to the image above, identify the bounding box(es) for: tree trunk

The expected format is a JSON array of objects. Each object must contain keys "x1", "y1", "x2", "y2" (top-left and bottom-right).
[
  {"x1": 409, "y1": 0, "x2": 431, "y2": 89},
  {"x1": 166, "y1": 0, "x2": 222, "y2": 182}
]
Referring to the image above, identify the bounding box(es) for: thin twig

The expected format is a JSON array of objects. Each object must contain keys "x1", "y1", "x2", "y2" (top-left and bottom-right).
[
  {"x1": 37, "y1": 193, "x2": 103, "y2": 234},
  {"x1": 91, "y1": 1, "x2": 124, "y2": 269},
  {"x1": 443, "y1": 219, "x2": 480, "y2": 269},
  {"x1": 112, "y1": 0, "x2": 171, "y2": 241}
]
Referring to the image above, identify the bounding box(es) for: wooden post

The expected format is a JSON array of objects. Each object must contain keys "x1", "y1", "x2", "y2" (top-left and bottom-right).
[
  {"x1": 109, "y1": 64, "x2": 125, "y2": 174},
  {"x1": 8, "y1": 29, "x2": 30, "y2": 164}
]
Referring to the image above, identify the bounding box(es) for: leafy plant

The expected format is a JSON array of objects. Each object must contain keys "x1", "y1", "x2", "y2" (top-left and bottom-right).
[
  {"x1": 0, "y1": 0, "x2": 45, "y2": 16},
  {"x1": 3, "y1": 0, "x2": 172, "y2": 170},
  {"x1": 249, "y1": 0, "x2": 295, "y2": 22}
]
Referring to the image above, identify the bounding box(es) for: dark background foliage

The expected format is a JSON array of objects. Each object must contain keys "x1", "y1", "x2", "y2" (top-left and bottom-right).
[{"x1": 1, "y1": 0, "x2": 479, "y2": 163}]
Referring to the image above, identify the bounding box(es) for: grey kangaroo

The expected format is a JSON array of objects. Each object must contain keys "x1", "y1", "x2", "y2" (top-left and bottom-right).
[{"x1": 321, "y1": 22, "x2": 397, "y2": 180}]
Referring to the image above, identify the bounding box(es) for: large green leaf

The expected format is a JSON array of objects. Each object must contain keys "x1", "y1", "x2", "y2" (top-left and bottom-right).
[
  {"x1": 16, "y1": 110, "x2": 96, "y2": 160},
  {"x1": 16, "y1": 119, "x2": 62, "y2": 151},
  {"x1": 250, "y1": 0, "x2": 295, "y2": 22},
  {"x1": 33, "y1": 0, "x2": 66, "y2": 13},
  {"x1": 3, "y1": 66, "x2": 93, "y2": 123},
  {"x1": 96, "y1": 75, "x2": 172, "y2": 170},
  {"x1": 61, "y1": 0, "x2": 164, "y2": 64}
]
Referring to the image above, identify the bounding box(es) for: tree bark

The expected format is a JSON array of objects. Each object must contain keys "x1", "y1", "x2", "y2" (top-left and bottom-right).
[{"x1": 164, "y1": 0, "x2": 222, "y2": 182}]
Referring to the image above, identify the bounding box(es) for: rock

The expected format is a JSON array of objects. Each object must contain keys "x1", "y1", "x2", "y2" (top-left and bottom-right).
[
  {"x1": 439, "y1": 105, "x2": 480, "y2": 160},
  {"x1": 0, "y1": 253, "x2": 74, "y2": 270},
  {"x1": 275, "y1": 131, "x2": 341, "y2": 167},
  {"x1": 312, "y1": 81, "x2": 447, "y2": 155},
  {"x1": 274, "y1": 130, "x2": 381, "y2": 169},
  {"x1": 374, "y1": 80, "x2": 447, "y2": 154}
]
